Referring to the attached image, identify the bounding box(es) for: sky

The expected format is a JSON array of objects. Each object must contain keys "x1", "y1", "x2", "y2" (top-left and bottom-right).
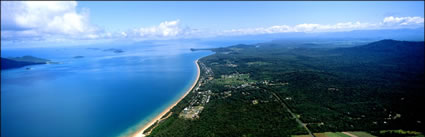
[{"x1": 1, "y1": 1, "x2": 424, "y2": 46}]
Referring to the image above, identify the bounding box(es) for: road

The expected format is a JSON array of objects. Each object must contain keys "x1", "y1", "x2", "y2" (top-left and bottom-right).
[{"x1": 271, "y1": 91, "x2": 315, "y2": 137}]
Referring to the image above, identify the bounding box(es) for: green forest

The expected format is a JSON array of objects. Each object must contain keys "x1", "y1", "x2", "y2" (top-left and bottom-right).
[{"x1": 147, "y1": 39, "x2": 424, "y2": 137}]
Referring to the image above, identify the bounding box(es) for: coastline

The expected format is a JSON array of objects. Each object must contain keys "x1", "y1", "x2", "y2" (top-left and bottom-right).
[{"x1": 131, "y1": 59, "x2": 201, "y2": 137}]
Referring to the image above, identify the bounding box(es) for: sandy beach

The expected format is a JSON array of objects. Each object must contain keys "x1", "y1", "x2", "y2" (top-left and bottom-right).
[{"x1": 132, "y1": 59, "x2": 201, "y2": 137}]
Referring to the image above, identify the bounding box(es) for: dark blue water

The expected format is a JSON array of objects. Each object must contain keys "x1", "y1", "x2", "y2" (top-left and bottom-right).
[{"x1": 1, "y1": 42, "x2": 213, "y2": 137}]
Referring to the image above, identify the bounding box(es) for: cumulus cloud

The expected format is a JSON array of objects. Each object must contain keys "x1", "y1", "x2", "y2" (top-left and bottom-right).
[
  {"x1": 1, "y1": 1, "x2": 102, "y2": 41},
  {"x1": 124, "y1": 20, "x2": 203, "y2": 40},
  {"x1": 133, "y1": 20, "x2": 182, "y2": 37}
]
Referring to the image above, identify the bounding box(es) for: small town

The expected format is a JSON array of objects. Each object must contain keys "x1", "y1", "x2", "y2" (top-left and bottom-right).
[{"x1": 179, "y1": 62, "x2": 214, "y2": 119}]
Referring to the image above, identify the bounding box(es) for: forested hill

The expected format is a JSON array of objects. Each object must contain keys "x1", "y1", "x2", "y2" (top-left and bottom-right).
[
  {"x1": 351, "y1": 39, "x2": 423, "y2": 51},
  {"x1": 148, "y1": 39, "x2": 424, "y2": 137},
  {"x1": 335, "y1": 39, "x2": 424, "y2": 59},
  {"x1": 333, "y1": 39, "x2": 424, "y2": 72},
  {"x1": 1, "y1": 56, "x2": 51, "y2": 70}
]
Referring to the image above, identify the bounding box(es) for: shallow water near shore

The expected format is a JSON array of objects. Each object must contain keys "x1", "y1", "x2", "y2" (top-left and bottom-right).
[{"x1": 1, "y1": 42, "x2": 213, "y2": 137}]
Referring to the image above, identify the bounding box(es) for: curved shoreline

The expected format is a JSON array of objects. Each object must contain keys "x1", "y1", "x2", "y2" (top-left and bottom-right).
[{"x1": 132, "y1": 59, "x2": 201, "y2": 137}]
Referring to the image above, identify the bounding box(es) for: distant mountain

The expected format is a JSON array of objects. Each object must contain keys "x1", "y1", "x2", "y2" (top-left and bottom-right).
[
  {"x1": 296, "y1": 28, "x2": 425, "y2": 41},
  {"x1": 329, "y1": 39, "x2": 424, "y2": 75},
  {"x1": 336, "y1": 39, "x2": 424, "y2": 57},
  {"x1": 203, "y1": 28, "x2": 424, "y2": 44},
  {"x1": 353, "y1": 39, "x2": 424, "y2": 51},
  {"x1": 1, "y1": 56, "x2": 51, "y2": 70}
]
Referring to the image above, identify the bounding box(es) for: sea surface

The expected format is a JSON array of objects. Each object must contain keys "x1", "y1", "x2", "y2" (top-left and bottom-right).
[{"x1": 1, "y1": 41, "x2": 214, "y2": 137}]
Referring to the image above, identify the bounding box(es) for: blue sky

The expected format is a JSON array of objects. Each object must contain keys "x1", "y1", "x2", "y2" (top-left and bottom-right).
[
  {"x1": 78, "y1": 1, "x2": 424, "y2": 31},
  {"x1": 1, "y1": 1, "x2": 424, "y2": 46}
]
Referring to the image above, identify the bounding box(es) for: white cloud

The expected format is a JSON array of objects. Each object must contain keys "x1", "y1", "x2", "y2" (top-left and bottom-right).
[
  {"x1": 221, "y1": 22, "x2": 374, "y2": 35},
  {"x1": 383, "y1": 16, "x2": 424, "y2": 25},
  {"x1": 219, "y1": 16, "x2": 423, "y2": 36},
  {"x1": 1, "y1": 1, "x2": 101, "y2": 40},
  {"x1": 125, "y1": 20, "x2": 203, "y2": 40},
  {"x1": 133, "y1": 20, "x2": 182, "y2": 37},
  {"x1": 121, "y1": 32, "x2": 128, "y2": 37},
  {"x1": 292, "y1": 22, "x2": 375, "y2": 32}
]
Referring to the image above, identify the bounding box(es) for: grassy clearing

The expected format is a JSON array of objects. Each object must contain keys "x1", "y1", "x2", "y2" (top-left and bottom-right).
[
  {"x1": 246, "y1": 61, "x2": 272, "y2": 66},
  {"x1": 349, "y1": 131, "x2": 376, "y2": 137},
  {"x1": 212, "y1": 74, "x2": 254, "y2": 86}
]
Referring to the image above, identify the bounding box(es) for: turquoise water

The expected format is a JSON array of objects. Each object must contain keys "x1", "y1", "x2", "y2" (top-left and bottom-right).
[{"x1": 1, "y1": 43, "x2": 213, "y2": 137}]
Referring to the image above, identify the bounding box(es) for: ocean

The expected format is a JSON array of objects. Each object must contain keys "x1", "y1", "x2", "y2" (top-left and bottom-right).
[{"x1": 1, "y1": 42, "x2": 213, "y2": 137}]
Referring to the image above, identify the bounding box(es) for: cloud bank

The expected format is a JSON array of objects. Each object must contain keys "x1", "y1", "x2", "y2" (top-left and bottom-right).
[
  {"x1": 383, "y1": 16, "x2": 424, "y2": 25},
  {"x1": 222, "y1": 16, "x2": 424, "y2": 36},
  {"x1": 1, "y1": 1, "x2": 424, "y2": 43}
]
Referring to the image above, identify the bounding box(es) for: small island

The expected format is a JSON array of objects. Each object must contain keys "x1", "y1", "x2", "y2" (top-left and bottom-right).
[
  {"x1": 73, "y1": 56, "x2": 84, "y2": 59},
  {"x1": 103, "y1": 48, "x2": 124, "y2": 53},
  {"x1": 190, "y1": 48, "x2": 213, "y2": 51}
]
